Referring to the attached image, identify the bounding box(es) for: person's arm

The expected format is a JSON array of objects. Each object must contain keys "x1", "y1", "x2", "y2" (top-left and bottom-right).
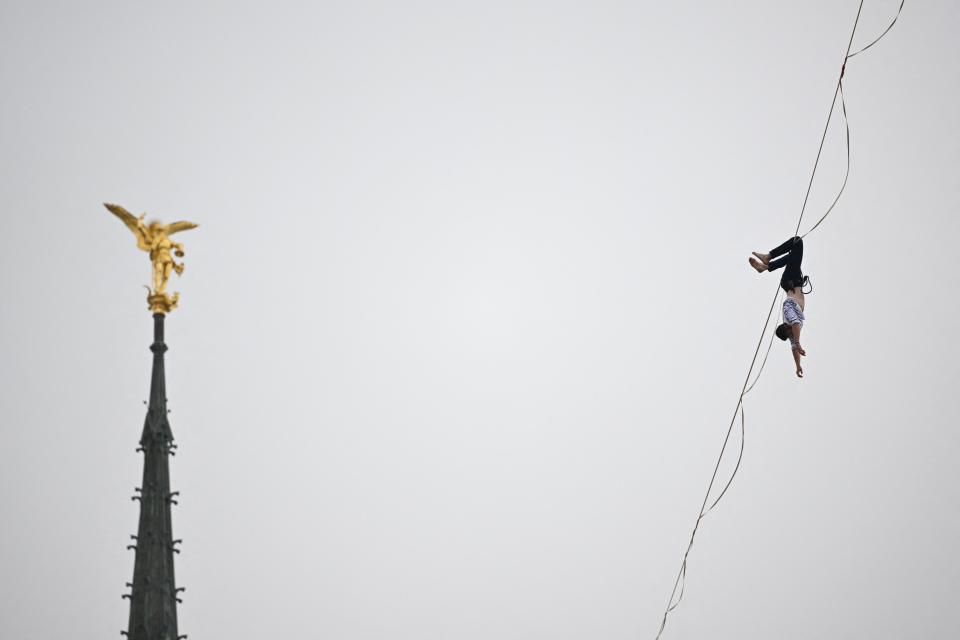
[
  {"x1": 789, "y1": 323, "x2": 805, "y2": 378},
  {"x1": 791, "y1": 324, "x2": 805, "y2": 355},
  {"x1": 791, "y1": 344, "x2": 803, "y2": 378}
]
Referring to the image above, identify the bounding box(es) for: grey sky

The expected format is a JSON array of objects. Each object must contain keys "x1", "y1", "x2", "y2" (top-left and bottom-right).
[{"x1": 1, "y1": 1, "x2": 957, "y2": 638}]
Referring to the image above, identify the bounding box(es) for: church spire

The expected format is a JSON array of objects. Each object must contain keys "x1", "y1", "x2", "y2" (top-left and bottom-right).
[
  {"x1": 123, "y1": 313, "x2": 183, "y2": 640},
  {"x1": 105, "y1": 202, "x2": 196, "y2": 639}
]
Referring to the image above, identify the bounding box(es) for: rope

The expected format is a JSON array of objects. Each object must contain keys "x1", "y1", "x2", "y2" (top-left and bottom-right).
[
  {"x1": 847, "y1": 0, "x2": 906, "y2": 59},
  {"x1": 797, "y1": 0, "x2": 906, "y2": 237},
  {"x1": 653, "y1": 286, "x2": 780, "y2": 640},
  {"x1": 653, "y1": 1, "x2": 905, "y2": 637},
  {"x1": 791, "y1": 0, "x2": 864, "y2": 238}
]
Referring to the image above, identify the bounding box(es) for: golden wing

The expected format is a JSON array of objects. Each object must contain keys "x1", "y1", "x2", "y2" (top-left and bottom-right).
[
  {"x1": 165, "y1": 221, "x2": 198, "y2": 235},
  {"x1": 104, "y1": 202, "x2": 150, "y2": 250}
]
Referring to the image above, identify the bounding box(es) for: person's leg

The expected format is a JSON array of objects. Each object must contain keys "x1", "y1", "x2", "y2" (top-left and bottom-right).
[
  {"x1": 784, "y1": 237, "x2": 803, "y2": 273},
  {"x1": 753, "y1": 235, "x2": 797, "y2": 266},
  {"x1": 769, "y1": 236, "x2": 799, "y2": 259},
  {"x1": 767, "y1": 237, "x2": 801, "y2": 273},
  {"x1": 781, "y1": 237, "x2": 804, "y2": 286}
]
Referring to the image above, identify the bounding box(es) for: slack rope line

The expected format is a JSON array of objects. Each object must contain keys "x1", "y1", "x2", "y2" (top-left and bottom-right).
[
  {"x1": 796, "y1": 0, "x2": 906, "y2": 238},
  {"x1": 653, "y1": 2, "x2": 905, "y2": 638},
  {"x1": 848, "y1": 0, "x2": 905, "y2": 59},
  {"x1": 653, "y1": 285, "x2": 780, "y2": 640}
]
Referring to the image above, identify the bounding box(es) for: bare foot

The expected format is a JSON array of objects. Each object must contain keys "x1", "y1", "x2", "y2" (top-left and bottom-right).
[
  {"x1": 748, "y1": 257, "x2": 768, "y2": 273},
  {"x1": 751, "y1": 251, "x2": 770, "y2": 265}
]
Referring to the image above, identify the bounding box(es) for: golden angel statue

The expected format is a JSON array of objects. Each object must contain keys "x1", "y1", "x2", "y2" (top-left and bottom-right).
[{"x1": 105, "y1": 203, "x2": 198, "y2": 314}]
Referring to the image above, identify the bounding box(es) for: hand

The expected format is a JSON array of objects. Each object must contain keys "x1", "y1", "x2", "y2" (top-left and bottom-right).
[
  {"x1": 796, "y1": 364, "x2": 804, "y2": 378},
  {"x1": 797, "y1": 344, "x2": 806, "y2": 356}
]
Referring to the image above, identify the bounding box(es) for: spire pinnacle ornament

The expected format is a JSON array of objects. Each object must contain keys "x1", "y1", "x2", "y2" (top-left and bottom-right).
[{"x1": 105, "y1": 203, "x2": 198, "y2": 314}]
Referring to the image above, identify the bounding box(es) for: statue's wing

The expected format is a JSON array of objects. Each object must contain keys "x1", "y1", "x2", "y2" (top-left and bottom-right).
[
  {"x1": 104, "y1": 202, "x2": 150, "y2": 250},
  {"x1": 166, "y1": 221, "x2": 198, "y2": 235},
  {"x1": 104, "y1": 202, "x2": 138, "y2": 229}
]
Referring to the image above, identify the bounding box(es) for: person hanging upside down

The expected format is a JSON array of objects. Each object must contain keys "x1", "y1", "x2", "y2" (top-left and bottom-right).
[{"x1": 749, "y1": 236, "x2": 808, "y2": 378}]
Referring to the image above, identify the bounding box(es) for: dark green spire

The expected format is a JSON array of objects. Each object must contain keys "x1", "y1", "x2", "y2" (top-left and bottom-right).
[{"x1": 124, "y1": 313, "x2": 183, "y2": 640}]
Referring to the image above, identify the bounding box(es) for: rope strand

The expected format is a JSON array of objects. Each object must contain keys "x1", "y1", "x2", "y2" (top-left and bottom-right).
[
  {"x1": 847, "y1": 0, "x2": 905, "y2": 59},
  {"x1": 793, "y1": 1, "x2": 864, "y2": 237},
  {"x1": 654, "y1": 285, "x2": 781, "y2": 639}
]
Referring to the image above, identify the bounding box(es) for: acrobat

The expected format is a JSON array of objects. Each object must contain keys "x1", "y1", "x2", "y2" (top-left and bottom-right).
[{"x1": 749, "y1": 236, "x2": 808, "y2": 378}]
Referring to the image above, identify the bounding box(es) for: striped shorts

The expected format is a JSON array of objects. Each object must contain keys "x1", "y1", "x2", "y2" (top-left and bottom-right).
[{"x1": 783, "y1": 298, "x2": 805, "y2": 327}]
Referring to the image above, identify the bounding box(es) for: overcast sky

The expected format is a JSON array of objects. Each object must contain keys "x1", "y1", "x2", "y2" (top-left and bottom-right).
[{"x1": 1, "y1": 1, "x2": 958, "y2": 638}]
